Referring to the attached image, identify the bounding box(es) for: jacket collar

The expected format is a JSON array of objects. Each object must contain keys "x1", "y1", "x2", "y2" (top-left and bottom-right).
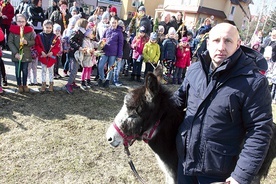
[{"x1": 200, "y1": 45, "x2": 265, "y2": 76}]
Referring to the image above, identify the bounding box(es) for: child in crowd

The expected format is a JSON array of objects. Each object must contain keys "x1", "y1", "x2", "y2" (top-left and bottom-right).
[
  {"x1": 65, "y1": 18, "x2": 88, "y2": 94},
  {"x1": 35, "y1": 20, "x2": 60, "y2": 92},
  {"x1": 8, "y1": 14, "x2": 35, "y2": 93},
  {"x1": 62, "y1": 16, "x2": 80, "y2": 77},
  {"x1": 142, "y1": 32, "x2": 160, "y2": 77},
  {"x1": 161, "y1": 27, "x2": 178, "y2": 79},
  {"x1": 27, "y1": 44, "x2": 39, "y2": 86},
  {"x1": 131, "y1": 26, "x2": 149, "y2": 82},
  {"x1": 0, "y1": 27, "x2": 4, "y2": 93},
  {"x1": 121, "y1": 21, "x2": 131, "y2": 77},
  {"x1": 174, "y1": 37, "x2": 190, "y2": 84},
  {"x1": 78, "y1": 29, "x2": 98, "y2": 90},
  {"x1": 53, "y1": 24, "x2": 63, "y2": 79}
]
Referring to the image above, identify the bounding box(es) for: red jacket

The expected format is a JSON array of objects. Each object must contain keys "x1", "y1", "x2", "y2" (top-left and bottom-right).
[
  {"x1": 0, "y1": 27, "x2": 3, "y2": 57},
  {"x1": 35, "y1": 33, "x2": 60, "y2": 67},
  {"x1": 175, "y1": 46, "x2": 191, "y2": 68},
  {"x1": 1, "y1": 2, "x2": 14, "y2": 26}
]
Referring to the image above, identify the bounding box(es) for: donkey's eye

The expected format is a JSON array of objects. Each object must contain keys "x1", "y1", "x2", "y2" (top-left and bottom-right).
[{"x1": 136, "y1": 106, "x2": 143, "y2": 115}]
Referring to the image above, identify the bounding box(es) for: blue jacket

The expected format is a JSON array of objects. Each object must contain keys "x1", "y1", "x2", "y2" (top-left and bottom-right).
[
  {"x1": 102, "y1": 26, "x2": 124, "y2": 58},
  {"x1": 173, "y1": 46, "x2": 273, "y2": 184}
]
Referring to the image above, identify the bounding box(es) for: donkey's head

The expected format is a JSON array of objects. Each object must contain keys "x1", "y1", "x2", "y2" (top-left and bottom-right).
[{"x1": 106, "y1": 72, "x2": 163, "y2": 147}]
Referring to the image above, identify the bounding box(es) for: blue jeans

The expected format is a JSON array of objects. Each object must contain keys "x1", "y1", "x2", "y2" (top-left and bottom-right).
[
  {"x1": 98, "y1": 55, "x2": 116, "y2": 81},
  {"x1": 14, "y1": 61, "x2": 28, "y2": 86},
  {"x1": 63, "y1": 53, "x2": 70, "y2": 72},
  {"x1": 113, "y1": 60, "x2": 122, "y2": 83},
  {"x1": 67, "y1": 57, "x2": 79, "y2": 84}
]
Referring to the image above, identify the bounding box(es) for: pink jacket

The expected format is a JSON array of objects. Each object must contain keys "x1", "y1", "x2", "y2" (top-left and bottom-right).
[
  {"x1": 131, "y1": 35, "x2": 149, "y2": 59},
  {"x1": 175, "y1": 46, "x2": 191, "y2": 68}
]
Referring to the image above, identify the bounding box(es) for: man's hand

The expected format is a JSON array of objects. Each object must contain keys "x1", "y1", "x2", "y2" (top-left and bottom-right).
[{"x1": 226, "y1": 177, "x2": 239, "y2": 184}]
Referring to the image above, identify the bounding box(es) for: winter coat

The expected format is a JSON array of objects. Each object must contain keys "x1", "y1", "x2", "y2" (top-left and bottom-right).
[
  {"x1": 175, "y1": 45, "x2": 190, "y2": 68},
  {"x1": 161, "y1": 38, "x2": 178, "y2": 61},
  {"x1": 81, "y1": 37, "x2": 98, "y2": 67},
  {"x1": 35, "y1": 33, "x2": 60, "y2": 67},
  {"x1": 173, "y1": 46, "x2": 273, "y2": 184},
  {"x1": 8, "y1": 24, "x2": 35, "y2": 62},
  {"x1": 131, "y1": 35, "x2": 149, "y2": 59},
  {"x1": 27, "y1": 5, "x2": 45, "y2": 32},
  {"x1": 102, "y1": 26, "x2": 124, "y2": 58},
  {"x1": 122, "y1": 31, "x2": 131, "y2": 60},
  {"x1": 15, "y1": 1, "x2": 30, "y2": 19},
  {"x1": 50, "y1": 9, "x2": 71, "y2": 34},
  {"x1": 139, "y1": 15, "x2": 151, "y2": 36},
  {"x1": 68, "y1": 28, "x2": 86, "y2": 58},
  {"x1": 1, "y1": 3, "x2": 14, "y2": 26},
  {"x1": 142, "y1": 41, "x2": 160, "y2": 64}
]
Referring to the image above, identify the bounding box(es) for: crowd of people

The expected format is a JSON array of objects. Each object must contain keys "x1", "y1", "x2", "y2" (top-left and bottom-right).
[{"x1": 0, "y1": 0, "x2": 275, "y2": 96}]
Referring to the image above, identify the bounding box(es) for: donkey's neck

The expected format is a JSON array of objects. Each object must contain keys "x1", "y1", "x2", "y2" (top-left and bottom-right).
[{"x1": 146, "y1": 98, "x2": 182, "y2": 183}]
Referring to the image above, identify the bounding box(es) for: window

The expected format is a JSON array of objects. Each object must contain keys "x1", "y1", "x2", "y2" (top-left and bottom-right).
[{"x1": 230, "y1": 6, "x2": 236, "y2": 15}]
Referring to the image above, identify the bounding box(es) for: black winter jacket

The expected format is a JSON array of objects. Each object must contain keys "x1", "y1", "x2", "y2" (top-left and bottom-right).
[{"x1": 173, "y1": 46, "x2": 273, "y2": 184}]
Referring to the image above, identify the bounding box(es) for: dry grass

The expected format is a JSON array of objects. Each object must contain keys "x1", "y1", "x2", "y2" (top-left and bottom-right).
[{"x1": 0, "y1": 88, "x2": 275, "y2": 184}]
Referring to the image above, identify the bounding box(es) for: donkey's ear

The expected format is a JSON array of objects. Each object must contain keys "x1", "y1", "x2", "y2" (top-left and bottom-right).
[
  {"x1": 145, "y1": 73, "x2": 160, "y2": 102},
  {"x1": 153, "y1": 64, "x2": 164, "y2": 83}
]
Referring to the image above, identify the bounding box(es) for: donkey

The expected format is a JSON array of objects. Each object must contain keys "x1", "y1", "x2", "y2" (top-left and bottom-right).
[{"x1": 106, "y1": 69, "x2": 276, "y2": 184}]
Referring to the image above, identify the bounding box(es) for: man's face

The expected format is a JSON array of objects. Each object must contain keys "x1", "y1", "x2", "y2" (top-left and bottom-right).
[{"x1": 207, "y1": 23, "x2": 241, "y2": 66}]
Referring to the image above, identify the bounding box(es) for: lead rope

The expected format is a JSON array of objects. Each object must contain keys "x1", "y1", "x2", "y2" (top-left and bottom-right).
[{"x1": 124, "y1": 146, "x2": 146, "y2": 184}]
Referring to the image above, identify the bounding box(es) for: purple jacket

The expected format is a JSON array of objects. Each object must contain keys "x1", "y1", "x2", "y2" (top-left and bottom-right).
[{"x1": 102, "y1": 26, "x2": 124, "y2": 58}]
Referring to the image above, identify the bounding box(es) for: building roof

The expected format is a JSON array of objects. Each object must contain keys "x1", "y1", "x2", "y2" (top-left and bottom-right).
[{"x1": 198, "y1": 6, "x2": 227, "y2": 19}]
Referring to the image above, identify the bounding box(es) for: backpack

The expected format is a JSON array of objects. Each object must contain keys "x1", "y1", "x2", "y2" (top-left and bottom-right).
[{"x1": 162, "y1": 38, "x2": 177, "y2": 61}]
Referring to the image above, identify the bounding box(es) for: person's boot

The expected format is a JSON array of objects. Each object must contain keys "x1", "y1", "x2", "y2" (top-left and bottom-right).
[
  {"x1": 172, "y1": 78, "x2": 177, "y2": 84},
  {"x1": 124, "y1": 69, "x2": 129, "y2": 76},
  {"x1": 23, "y1": 85, "x2": 30, "y2": 92},
  {"x1": 40, "y1": 82, "x2": 47, "y2": 92},
  {"x1": 49, "y1": 82, "x2": 54, "y2": 92},
  {"x1": 18, "y1": 85, "x2": 24, "y2": 93},
  {"x1": 98, "y1": 79, "x2": 103, "y2": 87},
  {"x1": 80, "y1": 80, "x2": 87, "y2": 90},
  {"x1": 178, "y1": 78, "x2": 182, "y2": 85},
  {"x1": 136, "y1": 75, "x2": 141, "y2": 82},
  {"x1": 130, "y1": 74, "x2": 135, "y2": 81},
  {"x1": 3, "y1": 76, "x2": 7, "y2": 86},
  {"x1": 86, "y1": 79, "x2": 93, "y2": 88},
  {"x1": 103, "y1": 80, "x2": 110, "y2": 88}
]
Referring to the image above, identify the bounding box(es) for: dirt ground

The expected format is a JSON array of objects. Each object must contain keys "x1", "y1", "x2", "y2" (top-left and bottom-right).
[{"x1": 0, "y1": 86, "x2": 275, "y2": 184}]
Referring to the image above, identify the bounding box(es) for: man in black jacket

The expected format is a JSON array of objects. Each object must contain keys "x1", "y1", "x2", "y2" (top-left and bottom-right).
[{"x1": 174, "y1": 23, "x2": 273, "y2": 184}]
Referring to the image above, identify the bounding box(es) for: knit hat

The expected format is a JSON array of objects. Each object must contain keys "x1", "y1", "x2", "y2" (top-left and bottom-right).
[
  {"x1": 139, "y1": 26, "x2": 146, "y2": 33},
  {"x1": 150, "y1": 32, "x2": 158, "y2": 41},
  {"x1": 88, "y1": 15, "x2": 97, "y2": 22},
  {"x1": 168, "y1": 27, "x2": 176, "y2": 35},
  {"x1": 118, "y1": 20, "x2": 124, "y2": 27},
  {"x1": 85, "y1": 29, "x2": 92, "y2": 37},
  {"x1": 53, "y1": 23, "x2": 61, "y2": 31},
  {"x1": 102, "y1": 11, "x2": 110, "y2": 20},
  {"x1": 181, "y1": 37, "x2": 188, "y2": 42},
  {"x1": 158, "y1": 25, "x2": 164, "y2": 33},
  {"x1": 110, "y1": 6, "x2": 117, "y2": 14},
  {"x1": 138, "y1": 6, "x2": 146, "y2": 12}
]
